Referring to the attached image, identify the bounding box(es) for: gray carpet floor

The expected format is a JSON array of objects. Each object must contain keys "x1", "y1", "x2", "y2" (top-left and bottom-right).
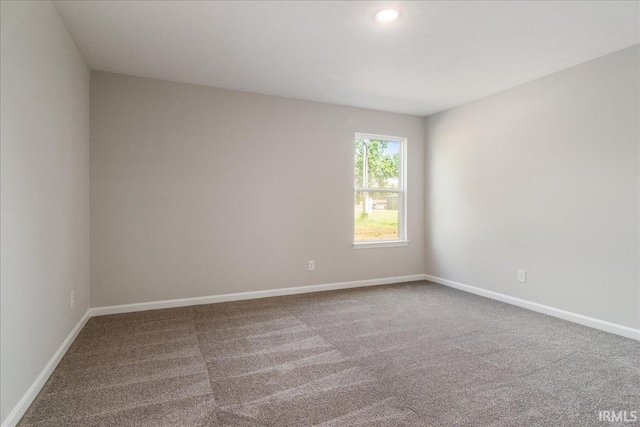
[{"x1": 17, "y1": 281, "x2": 640, "y2": 426}]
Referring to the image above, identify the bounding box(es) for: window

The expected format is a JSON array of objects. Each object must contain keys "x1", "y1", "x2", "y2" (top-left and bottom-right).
[{"x1": 354, "y1": 133, "x2": 407, "y2": 248}]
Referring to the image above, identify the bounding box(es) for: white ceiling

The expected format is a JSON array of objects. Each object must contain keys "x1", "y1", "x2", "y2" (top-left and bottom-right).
[{"x1": 53, "y1": 1, "x2": 639, "y2": 116}]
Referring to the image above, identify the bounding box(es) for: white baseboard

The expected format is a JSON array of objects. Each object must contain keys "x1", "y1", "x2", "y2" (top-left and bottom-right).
[
  {"x1": 90, "y1": 274, "x2": 428, "y2": 316},
  {"x1": 424, "y1": 274, "x2": 640, "y2": 341},
  {"x1": 1, "y1": 310, "x2": 91, "y2": 427}
]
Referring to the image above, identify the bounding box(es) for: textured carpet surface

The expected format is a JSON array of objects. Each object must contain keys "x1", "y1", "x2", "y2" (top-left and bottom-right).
[{"x1": 18, "y1": 281, "x2": 640, "y2": 426}]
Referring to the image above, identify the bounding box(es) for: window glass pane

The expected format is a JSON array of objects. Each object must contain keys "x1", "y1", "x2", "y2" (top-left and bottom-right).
[
  {"x1": 354, "y1": 139, "x2": 365, "y2": 187},
  {"x1": 354, "y1": 191, "x2": 399, "y2": 241},
  {"x1": 354, "y1": 138, "x2": 400, "y2": 188},
  {"x1": 355, "y1": 138, "x2": 399, "y2": 189}
]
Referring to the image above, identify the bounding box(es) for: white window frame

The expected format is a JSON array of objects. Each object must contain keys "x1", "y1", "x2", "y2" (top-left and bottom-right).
[{"x1": 353, "y1": 132, "x2": 408, "y2": 249}]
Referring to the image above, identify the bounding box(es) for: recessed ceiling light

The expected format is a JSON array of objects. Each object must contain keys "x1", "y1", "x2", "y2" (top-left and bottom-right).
[{"x1": 374, "y1": 9, "x2": 400, "y2": 23}]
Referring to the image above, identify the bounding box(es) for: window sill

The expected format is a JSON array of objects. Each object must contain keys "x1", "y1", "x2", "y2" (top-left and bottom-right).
[{"x1": 353, "y1": 240, "x2": 410, "y2": 249}]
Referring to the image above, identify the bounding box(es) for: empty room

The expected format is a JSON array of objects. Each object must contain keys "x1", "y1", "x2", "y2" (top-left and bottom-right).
[{"x1": 1, "y1": 1, "x2": 639, "y2": 426}]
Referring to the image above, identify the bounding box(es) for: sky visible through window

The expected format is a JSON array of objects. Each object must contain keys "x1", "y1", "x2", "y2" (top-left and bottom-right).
[{"x1": 383, "y1": 141, "x2": 399, "y2": 156}]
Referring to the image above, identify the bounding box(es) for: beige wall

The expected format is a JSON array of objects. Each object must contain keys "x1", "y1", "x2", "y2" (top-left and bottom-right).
[
  {"x1": 90, "y1": 71, "x2": 426, "y2": 307},
  {"x1": 425, "y1": 46, "x2": 640, "y2": 329},
  {"x1": 1, "y1": 1, "x2": 90, "y2": 423}
]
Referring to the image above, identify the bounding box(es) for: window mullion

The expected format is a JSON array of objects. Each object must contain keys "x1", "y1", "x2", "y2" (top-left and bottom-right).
[{"x1": 355, "y1": 188, "x2": 401, "y2": 193}]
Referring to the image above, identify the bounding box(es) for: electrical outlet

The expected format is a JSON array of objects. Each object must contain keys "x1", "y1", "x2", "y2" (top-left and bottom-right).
[
  {"x1": 308, "y1": 260, "x2": 315, "y2": 271},
  {"x1": 517, "y1": 270, "x2": 526, "y2": 283},
  {"x1": 70, "y1": 291, "x2": 75, "y2": 308}
]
